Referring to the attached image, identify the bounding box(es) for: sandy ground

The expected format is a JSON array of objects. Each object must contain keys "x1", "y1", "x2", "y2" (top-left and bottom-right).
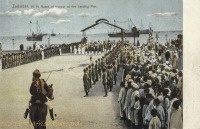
[{"x1": 0, "y1": 53, "x2": 127, "y2": 129}]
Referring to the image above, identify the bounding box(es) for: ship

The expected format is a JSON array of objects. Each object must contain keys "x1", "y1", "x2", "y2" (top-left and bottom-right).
[
  {"x1": 51, "y1": 29, "x2": 56, "y2": 36},
  {"x1": 108, "y1": 27, "x2": 139, "y2": 37},
  {"x1": 138, "y1": 20, "x2": 153, "y2": 34},
  {"x1": 26, "y1": 21, "x2": 44, "y2": 41},
  {"x1": 108, "y1": 19, "x2": 139, "y2": 37}
]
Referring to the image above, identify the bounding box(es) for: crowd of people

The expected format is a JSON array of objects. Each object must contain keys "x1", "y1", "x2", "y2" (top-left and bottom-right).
[
  {"x1": 82, "y1": 36, "x2": 183, "y2": 129},
  {"x1": 117, "y1": 40, "x2": 183, "y2": 129}
]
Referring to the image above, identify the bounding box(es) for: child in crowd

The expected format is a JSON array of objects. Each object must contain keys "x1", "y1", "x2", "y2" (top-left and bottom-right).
[{"x1": 149, "y1": 109, "x2": 161, "y2": 129}]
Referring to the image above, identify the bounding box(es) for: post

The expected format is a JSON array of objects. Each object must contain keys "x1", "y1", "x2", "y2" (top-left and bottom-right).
[
  {"x1": 48, "y1": 36, "x2": 50, "y2": 46},
  {"x1": 134, "y1": 32, "x2": 135, "y2": 45},
  {"x1": 12, "y1": 39, "x2": 14, "y2": 50},
  {"x1": 165, "y1": 34, "x2": 168, "y2": 43},
  {"x1": 121, "y1": 29, "x2": 124, "y2": 43}
]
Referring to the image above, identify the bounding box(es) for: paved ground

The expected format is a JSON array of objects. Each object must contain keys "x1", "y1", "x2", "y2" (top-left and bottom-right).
[{"x1": 0, "y1": 53, "x2": 127, "y2": 129}]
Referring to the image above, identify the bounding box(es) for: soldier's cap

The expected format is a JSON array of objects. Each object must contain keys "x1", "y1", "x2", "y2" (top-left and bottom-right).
[{"x1": 33, "y1": 69, "x2": 41, "y2": 78}]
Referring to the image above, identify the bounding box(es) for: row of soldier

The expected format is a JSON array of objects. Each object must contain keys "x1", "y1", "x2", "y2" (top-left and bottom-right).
[
  {"x1": 117, "y1": 42, "x2": 183, "y2": 129},
  {"x1": 82, "y1": 41, "x2": 123, "y2": 97},
  {"x1": 1, "y1": 47, "x2": 60, "y2": 69},
  {"x1": 70, "y1": 40, "x2": 120, "y2": 55}
]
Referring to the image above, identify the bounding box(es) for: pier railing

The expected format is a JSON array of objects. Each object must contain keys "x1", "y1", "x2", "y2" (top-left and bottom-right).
[{"x1": 0, "y1": 41, "x2": 86, "y2": 70}]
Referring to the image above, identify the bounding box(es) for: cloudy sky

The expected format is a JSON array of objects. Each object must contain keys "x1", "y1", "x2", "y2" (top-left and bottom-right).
[{"x1": 0, "y1": 0, "x2": 182, "y2": 36}]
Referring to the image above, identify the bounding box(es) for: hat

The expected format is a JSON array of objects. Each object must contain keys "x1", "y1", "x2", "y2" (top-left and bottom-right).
[
  {"x1": 128, "y1": 78, "x2": 134, "y2": 82},
  {"x1": 157, "y1": 96, "x2": 163, "y2": 102},
  {"x1": 125, "y1": 74, "x2": 131, "y2": 81},
  {"x1": 165, "y1": 71, "x2": 170, "y2": 76},
  {"x1": 170, "y1": 72, "x2": 176, "y2": 77},
  {"x1": 157, "y1": 68, "x2": 161, "y2": 73},
  {"x1": 157, "y1": 76, "x2": 161, "y2": 81},
  {"x1": 162, "y1": 70, "x2": 166, "y2": 74},
  {"x1": 146, "y1": 80, "x2": 152, "y2": 86},
  {"x1": 148, "y1": 71, "x2": 153, "y2": 75},
  {"x1": 150, "y1": 73, "x2": 156, "y2": 78},
  {"x1": 132, "y1": 82, "x2": 139, "y2": 89}
]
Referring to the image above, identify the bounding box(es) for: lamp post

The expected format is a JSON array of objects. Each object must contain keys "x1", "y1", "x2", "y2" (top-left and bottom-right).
[
  {"x1": 12, "y1": 39, "x2": 14, "y2": 50},
  {"x1": 165, "y1": 34, "x2": 168, "y2": 43},
  {"x1": 155, "y1": 33, "x2": 159, "y2": 43},
  {"x1": 48, "y1": 35, "x2": 50, "y2": 47}
]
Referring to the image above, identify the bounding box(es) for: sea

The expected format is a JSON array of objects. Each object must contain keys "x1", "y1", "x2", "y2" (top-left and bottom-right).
[{"x1": 0, "y1": 31, "x2": 182, "y2": 51}]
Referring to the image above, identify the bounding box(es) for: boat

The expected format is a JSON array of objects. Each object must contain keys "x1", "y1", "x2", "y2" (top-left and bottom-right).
[
  {"x1": 108, "y1": 29, "x2": 139, "y2": 37},
  {"x1": 26, "y1": 21, "x2": 44, "y2": 41},
  {"x1": 27, "y1": 33, "x2": 43, "y2": 41},
  {"x1": 138, "y1": 20, "x2": 153, "y2": 34},
  {"x1": 51, "y1": 29, "x2": 56, "y2": 36},
  {"x1": 108, "y1": 19, "x2": 139, "y2": 37}
]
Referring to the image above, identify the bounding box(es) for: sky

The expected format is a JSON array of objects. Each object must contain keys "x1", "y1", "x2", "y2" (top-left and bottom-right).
[{"x1": 0, "y1": 0, "x2": 183, "y2": 36}]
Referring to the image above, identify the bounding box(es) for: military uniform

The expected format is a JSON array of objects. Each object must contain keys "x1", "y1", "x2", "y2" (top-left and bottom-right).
[
  {"x1": 113, "y1": 62, "x2": 117, "y2": 85},
  {"x1": 98, "y1": 59, "x2": 102, "y2": 78},
  {"x1": 107, "y1": 66, "x2": 113, "y2": 91},
  {"x1": 88, "y1": 66, "x2": 92, "y2": 88},
  {"x1": 102, "y1": 69, "x2": 108, "y2": 97},
  {"x1": 83, "y1": 69, "x2": 90, "y2": 96},
  {"x1": 95, "y1": 61, "x2": 98, "y2": 81},
  {"x1": 91, "y1": 64, "x2": 96, "y2": 85}
]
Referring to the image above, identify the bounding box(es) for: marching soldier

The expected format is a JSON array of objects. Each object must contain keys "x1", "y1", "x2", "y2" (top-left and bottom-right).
[
  {"x1": 91, "y1": 64, "x2": 96, "y2": 85},
  {"x1": 113, "y1": 61, "x2": 117, "y2": 85},
  {"x1": 88, "y1": 65, "x2": 92, "y2": 88},
  {"x1": 102, "y1": 68, "x2": 108, "y2": 97},
  {"x1": 90, "y1": 56, "x2": 94, "y2": 65},
  {"x1": 95, "y1": 60, "x2": 99, "y2": 81},
  {"x1": 107, "y1": 65, "x2": 113, "y2": 91},
  {"x1": 98, "y1": 59, "x2": 102, "y2": 78},
  {"x1": 83, "y1": 69, "x2": 90, "y2": 97}
]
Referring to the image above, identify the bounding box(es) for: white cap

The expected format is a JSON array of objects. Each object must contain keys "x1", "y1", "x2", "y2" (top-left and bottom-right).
[
  {"x1": 132, "y1": 82, "x2": 139, "y2": 89},
  {"x1": 146, "y1": 80, "x2": 152, "y2": 85}
]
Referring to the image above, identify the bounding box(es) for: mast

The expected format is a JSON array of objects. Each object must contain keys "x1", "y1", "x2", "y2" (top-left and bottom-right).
[
  {"x1": 36, "y1": 21, "x2": 41, "y2": 34},
  {"x1": 30, "y1": 21, "x2": 32, "y2": 34}
]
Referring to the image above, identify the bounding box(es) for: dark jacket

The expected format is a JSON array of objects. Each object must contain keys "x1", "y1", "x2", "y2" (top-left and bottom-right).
[{"x1": 30, "y1": 79, "x2": 49, "y2": 104}]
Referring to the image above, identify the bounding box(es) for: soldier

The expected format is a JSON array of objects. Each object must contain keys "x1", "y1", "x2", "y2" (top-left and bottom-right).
[
  {"x1": 88, "y1": 65, "x2": 92, "y2": 88},
  {"x1": 90, "y1": 56, "x2": 93, "y2": 65},
  {"x1": 95, "y1": 60, "x2": 98, "y2": 81},
  {"x1": 102, "y1": 68, "x2": 108, "y2": 97},
  {"x1": 113, "y1": 61, "x2": 117, "y2": 85},
  {"x1": 98, "y1": 59, "x2": 102, "y2": 78},
  {"x1": 83, "y1": 69, "x2": 90, "y2": 97},
  {"x1": 107, "y1": 65, "x2": 113, "y2": 91},
  {"x1": 91, "y1": 63, "x2": 96, "y2": 85}
]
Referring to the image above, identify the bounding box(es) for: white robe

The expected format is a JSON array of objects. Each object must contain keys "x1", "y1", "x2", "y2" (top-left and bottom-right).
[
  {"x1": 167, "y1": 98, "x2": 178, "y2": 129},
  {"x1": 134, "y1": 100, "x2": 141, "y2": 125},
  {"x1": 145, "y1": 99, "x2": 154, "y2": 124},
  {"x1": 124, "y1": 88, "x2": 133, "y2": 120},
  {"x1": 149, "y1": 116, "x2": 161, "y2": 129},
  {"x1": 130, "y1": 90, "x2": 140, "y2": 123},
  {"x1": 156, "y1": 105, "x2": 165, "y2": 128},
  {"x1": 118, "y1": 87, "x2": 126, "y2": 117},
  {"x1": 169, "y1": 108, "x2": 182, "y2": 129}
]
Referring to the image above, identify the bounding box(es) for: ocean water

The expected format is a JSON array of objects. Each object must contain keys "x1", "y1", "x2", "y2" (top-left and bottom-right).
[{"x1": 0, "y1": 31, "x2": 182, "y2": 51}]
